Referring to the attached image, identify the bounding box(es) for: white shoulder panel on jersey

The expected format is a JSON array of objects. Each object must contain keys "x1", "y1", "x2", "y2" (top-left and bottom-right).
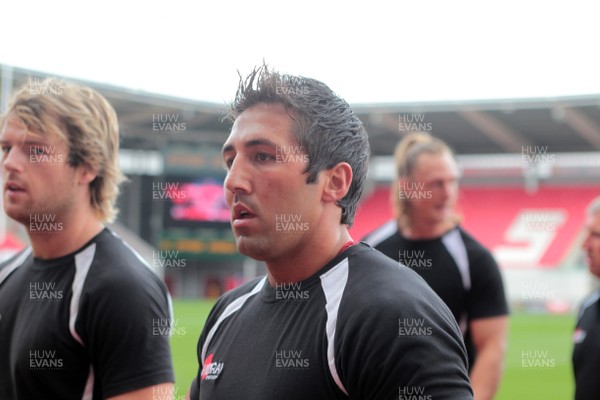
[
  {"x1": 579, "y1": 290, "x2": 600, "y2": 320},
  {"x1": 201, "y1": 277, "x2": 267, "y2": 363},
  {"x1": 71, "y1": 242, "x2": 97, "y2": 400},
  {"x1": 70, "y1": 243, "x2": 96, "y2": 346},
  {"x1": 320, "y1": 258, "x2": 350, "y2": 396},
  {"x1": 441, "y1": 229, "x2": 471, "y2": 335},
  {"x1": 441, "y1": 229, "x2": 471, "y2": 291},
  {"x1": 0, "y1": 247, "x2": 33, "y2": 286}
]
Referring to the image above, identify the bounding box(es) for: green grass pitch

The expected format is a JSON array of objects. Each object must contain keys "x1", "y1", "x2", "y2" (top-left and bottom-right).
[
  {"x1": 170, "y1": 300, "x2": 213, "y2": 397},
  {"x1": 495, "y1": 313, "x2": 575, "y2": 399},
  {"x1": 170, "y1": 300, "x2": 576, "y2": 399}
]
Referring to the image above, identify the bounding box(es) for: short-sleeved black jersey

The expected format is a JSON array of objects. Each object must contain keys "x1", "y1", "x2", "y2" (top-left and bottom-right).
[
  {"x1": 573, "y1": 290, "x2": 600, "y2": 400},
  {"x1": 363, "y1": 221, "x2": 509, "y2": 368},
  {"x1": 0, "y1": 228, "x2": 174, "y2": 400},
  {"x1": 190, "y1": 243, "x2": 473, "y2": 399}
]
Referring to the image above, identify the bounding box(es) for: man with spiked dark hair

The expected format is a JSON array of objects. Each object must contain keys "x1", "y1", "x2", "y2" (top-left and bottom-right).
[{"x1": 188, "y1": 64, "x2": 473, "y2": 399}]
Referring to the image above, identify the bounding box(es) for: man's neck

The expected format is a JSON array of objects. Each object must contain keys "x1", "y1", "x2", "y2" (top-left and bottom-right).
[
  {"x1": 265, "y1": 226, "x2": 353, "y2": 285},
  {"x1": 27, "y1": 211, "x2": 104, "y2": 260},
  {"x1": 401, "y1": 219, "x2": 455, "y2": 240}
]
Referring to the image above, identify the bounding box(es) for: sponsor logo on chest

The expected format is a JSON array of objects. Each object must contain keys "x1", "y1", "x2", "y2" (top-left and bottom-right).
[
  {"x1": 573, "y1": 328, "x2": 587, "y2": 344},
  {"x1": 201, "y1": 353, "x2": 224, "y2": 381}
]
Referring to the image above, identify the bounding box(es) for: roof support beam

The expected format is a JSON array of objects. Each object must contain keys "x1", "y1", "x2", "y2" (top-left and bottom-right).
[
  {"x1": 560, "y1": 106, "x2": 600, "y2": 150},
  {"x1": 459, "y1": 110, "x2": 532, "y2": 153}
]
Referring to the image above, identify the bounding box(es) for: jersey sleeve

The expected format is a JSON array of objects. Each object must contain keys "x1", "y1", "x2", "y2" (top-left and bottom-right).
[
  {"x1": 467, "y1": 247, "x2": 509, "y2": 320},
  {"x1": 78, "y1": 272, "x2": 174, "y2": 398},
  {"x1": 336, "y1": 262, "x2": 473, "y2": 399}
]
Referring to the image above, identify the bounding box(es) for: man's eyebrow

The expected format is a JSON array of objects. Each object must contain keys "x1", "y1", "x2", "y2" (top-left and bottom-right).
[
  {"x1": 222, "y1": 138, "x2": 278, "y2": 154},
  {"x1": 222, "y1": 143, "x2": 234, "y2": 154}
]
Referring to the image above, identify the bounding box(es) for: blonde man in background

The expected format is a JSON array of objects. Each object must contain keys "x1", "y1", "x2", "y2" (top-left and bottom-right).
[{"x1": 364, "y1": 132, "x2": 509, "y2": 400}]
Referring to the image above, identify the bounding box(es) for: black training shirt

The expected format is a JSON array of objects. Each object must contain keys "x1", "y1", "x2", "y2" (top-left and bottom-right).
[
  {"x1": 190, "y1": 243, "x2": 473, "y2": 399},
  {"x1": 0, "y1": 229, "x2": 174, "y2": 399}
]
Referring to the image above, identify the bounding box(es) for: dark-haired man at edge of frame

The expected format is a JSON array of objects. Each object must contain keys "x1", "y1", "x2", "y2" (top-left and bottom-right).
[{"x1": 573, "y1": 196, "x2": 600, "y2": 400}]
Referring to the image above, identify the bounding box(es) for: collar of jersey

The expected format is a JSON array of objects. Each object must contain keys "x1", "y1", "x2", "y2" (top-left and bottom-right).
[
  {"x1": 260, "y1": 242, "x2": 369, "y2": 303},
  {"x1": 30, "y1": 228, "x2": 110, "y2": 269}
]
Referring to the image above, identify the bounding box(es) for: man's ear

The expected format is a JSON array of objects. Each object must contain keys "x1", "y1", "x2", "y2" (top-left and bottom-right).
[
  {"x1": 322, "y1": 162, "x2": 353, "y2": 204},
  {"x1": 77, "y1": 165, "x2": 98, "y2": 186}
]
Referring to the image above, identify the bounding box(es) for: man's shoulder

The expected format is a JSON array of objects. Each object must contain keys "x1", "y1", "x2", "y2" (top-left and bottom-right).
[
  {"x1": 362, "y1": 220, "x2": 398, "y2": 248},
  {"x1": 223, "y1": 277, "x2": 265, "y2": 301},
  {"x1": 578, "y1": 290, "x2": 600, "y2": 319},
  {"x1": 91, "y1": 229, "x2": 155, "y2": 274},
  {"x1": 338, "y1": 245, "x2": 461, "y2": 339},
  {"x1": 0, "y1": 247, "x2": 33, "y2": 285},
  {"x1": 93, "y1": 228, "x2": 142, "y2": 257},
  {"x1": 201, "y1": 277, "x2": 266, "y2": 333},
  {"x1": 81, "y1": 230, "x2": 167, "y2": 298},
  {"x1": 210, "y1": 277, "x2": 265, "y2": 310},
  {"x1": 0, "y1": 247, "x2": 32, "y2": 270},
  {"x1": 446, "y1": 226, "x2": 500, "y2": 270},
  {"x1": 344, "y1": 244, "x2": 441, "y2": 307},
  {"x1": 454, "y1": 226, "x2": 492, "y2": 255}
]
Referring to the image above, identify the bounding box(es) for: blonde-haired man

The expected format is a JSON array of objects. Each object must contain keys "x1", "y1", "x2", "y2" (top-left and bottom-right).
[
  {"x1": 364, "y1": 132, "x2": 508, "y2": 400},
  {"x1": 0, "y1": 78, "x2": 174, "y2": 399}
]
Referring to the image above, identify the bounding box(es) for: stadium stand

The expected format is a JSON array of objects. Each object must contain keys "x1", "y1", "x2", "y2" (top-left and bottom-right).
[{"x1": 1, "y1": 64, "x2": 599, "y2": 307}]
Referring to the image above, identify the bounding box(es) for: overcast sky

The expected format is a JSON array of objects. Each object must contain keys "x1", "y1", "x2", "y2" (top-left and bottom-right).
[{"x1": 1, "y1": 0, "x2": 599, "y2": 105}]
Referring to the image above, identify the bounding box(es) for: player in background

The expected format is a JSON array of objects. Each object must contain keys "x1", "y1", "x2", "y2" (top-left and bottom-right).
[
  {"x1": 0, "y1": 78, "x2": 174, "y2": 399},
  {"x1": 573, "y1": 196, "x2": 600, "y2": 400},
  {"x1": 188, "y1": 65, "x2": 473, "y2": 399},
  {"x1": 364, "y1": 132, "x2": 508, "y2": 400}
]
